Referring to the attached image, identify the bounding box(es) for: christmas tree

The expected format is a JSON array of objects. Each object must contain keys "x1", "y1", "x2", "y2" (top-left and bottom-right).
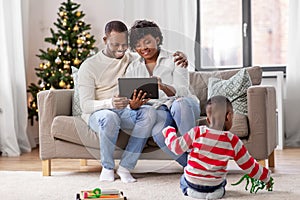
[{"x1": 27, "y1": 0, "x2": 97, "y2": 125}]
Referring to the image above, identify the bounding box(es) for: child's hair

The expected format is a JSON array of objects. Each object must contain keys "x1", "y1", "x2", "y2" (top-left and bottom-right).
[
  {"x1": 129, "y1": 19, "x2": 163, "y2": 50},
  {"x1": 104, "y1": 20, "x2": 128, "y2": 35}
]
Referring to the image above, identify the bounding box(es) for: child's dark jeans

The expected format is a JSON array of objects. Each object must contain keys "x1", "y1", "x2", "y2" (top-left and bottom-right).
[{"x1": 180, "y1": 174, "x2": 227, "y2": 195}]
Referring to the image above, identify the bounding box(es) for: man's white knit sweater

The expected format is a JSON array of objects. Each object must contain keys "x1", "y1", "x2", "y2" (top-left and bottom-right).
[{"x1": 78, "y1": 50, "x2": 133, "y2": 124}]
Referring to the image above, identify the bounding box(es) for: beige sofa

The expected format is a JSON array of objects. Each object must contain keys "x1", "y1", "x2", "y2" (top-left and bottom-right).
[{"x1": 38, "y1": 66, "x2": 277, "y2": 176}]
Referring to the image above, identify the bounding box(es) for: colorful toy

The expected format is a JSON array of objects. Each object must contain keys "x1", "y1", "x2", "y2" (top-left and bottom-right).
[
  {"x1": 76, "y1": 188, "x2": 127, "y2": 200},
  {"x1": 231, "y1": 174, "x2": 274, "y2": 194}
]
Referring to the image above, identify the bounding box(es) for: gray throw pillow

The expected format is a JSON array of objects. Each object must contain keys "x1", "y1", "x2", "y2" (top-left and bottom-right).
[
  {"x1": 207, "y1": 68, "x2": 252, "y2": 115},
  {"x1": 71, "y1": 66, "x2": 82, "y2": 116}
]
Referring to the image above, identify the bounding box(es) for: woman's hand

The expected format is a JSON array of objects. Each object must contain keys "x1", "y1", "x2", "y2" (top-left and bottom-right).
[
  {"x1": 129, "y1": 89, "x2": 149, "y2": 110},
  {"x1": 173, "y1": 51, "x2": 188, "y2": 68}
]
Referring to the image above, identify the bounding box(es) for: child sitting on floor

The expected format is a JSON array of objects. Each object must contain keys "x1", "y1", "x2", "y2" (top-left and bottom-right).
[{"x1": 162, "y1": 95, "x2": 273, "y2": 199}]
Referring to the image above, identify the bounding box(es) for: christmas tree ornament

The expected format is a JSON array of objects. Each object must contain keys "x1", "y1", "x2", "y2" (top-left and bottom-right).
[
  {"x1": 89, "y1": 50, "x2": 96, "y2": 55},
  {"x1": 67, "y1": 46, "x2": 72, "y2": 52},
  {"x1": 59, "y1": 80, "x2": 66, "y2": 88},
  {"x1": 39, "y1": 81, "x2": 45, "y2": 88},
  {"x1": 55, "y1": 57, "x2": 62, "y2": 64},
  {"x1": 76, "y1": 11, "x2": 81, "y2": 17},
  {"x1": 77, "y1": 38, "x2": 83, "y2": 45},
  {"x1": 73, "y1": 57, "x2": 80, "y2": 65},
  {"x1": 64, "y1": 64, "x2": 70, "y2": 69},
  {"x1": 73, "y1": 24, "x2": 79, "y2": 31}
]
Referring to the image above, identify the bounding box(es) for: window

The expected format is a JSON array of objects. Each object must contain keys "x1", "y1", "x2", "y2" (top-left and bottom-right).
[
  {"x1": 197, "y1": 0, "x2": 289, "y2": 70},
  {"x1": 252, "y1": 0, "x2": 289, "y2": 67}
]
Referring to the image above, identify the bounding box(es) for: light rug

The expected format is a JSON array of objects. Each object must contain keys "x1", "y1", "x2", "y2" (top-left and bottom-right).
[{"x1": 0, "y1": 170, "x2": 299, "y2": 200}]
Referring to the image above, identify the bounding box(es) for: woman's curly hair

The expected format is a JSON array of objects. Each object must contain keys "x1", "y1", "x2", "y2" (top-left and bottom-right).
[{"x1": 129, "y1": 20, "x2": 163, "y2": 51}]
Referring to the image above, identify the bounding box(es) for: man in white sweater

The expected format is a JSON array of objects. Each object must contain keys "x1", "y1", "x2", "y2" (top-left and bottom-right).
[{"x1": 78, "y1": 20, "x2": 187, "y2": 183}]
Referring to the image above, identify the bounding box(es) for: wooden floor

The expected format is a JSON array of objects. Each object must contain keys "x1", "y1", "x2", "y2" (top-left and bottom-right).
[{"x1": 0, "y1": 147, "x2": 300, "y2": 174}]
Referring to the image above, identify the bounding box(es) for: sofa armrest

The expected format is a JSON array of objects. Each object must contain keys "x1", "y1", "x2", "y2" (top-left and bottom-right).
[
  {"x1": 37, "y1": 89, "x2": 74, "y2": 159},
  {"x1": 245, "y1": 85, "x2": 277, "y2": 160}
]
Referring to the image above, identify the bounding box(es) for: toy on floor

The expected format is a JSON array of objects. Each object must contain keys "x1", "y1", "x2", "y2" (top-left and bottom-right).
[
  {"x1": 231, "y1": 174, "x2": 274, "y2": 194},
  {"x1": 76, "y1": 188, "x2": 127, "y2": 200}
]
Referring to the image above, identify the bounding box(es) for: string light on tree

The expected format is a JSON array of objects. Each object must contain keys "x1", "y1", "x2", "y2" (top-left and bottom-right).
[{"x1": 27, "y1": 0, "x2": 97, "y2": 125}]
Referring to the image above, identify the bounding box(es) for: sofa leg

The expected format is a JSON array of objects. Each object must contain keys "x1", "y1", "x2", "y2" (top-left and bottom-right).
[
  {"x1": 42, "y1": 160, "x2": 51, "y2": 176},
  {"x1": 80, "y1": 159, "x2": 87, "y2": 166},
  {"x1": 268, "y1": 150, "x2": 275, "y2": 168}
]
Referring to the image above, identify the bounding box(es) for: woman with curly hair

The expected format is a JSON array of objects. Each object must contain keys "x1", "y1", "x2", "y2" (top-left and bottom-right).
[{"x1": 125, "y1": 20, "x2": 200, "y2": 167}]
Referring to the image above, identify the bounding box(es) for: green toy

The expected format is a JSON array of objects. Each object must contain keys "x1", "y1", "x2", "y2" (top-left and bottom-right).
[{"x1": 231, "y1": 174, "x2": 274, "y2": 193}]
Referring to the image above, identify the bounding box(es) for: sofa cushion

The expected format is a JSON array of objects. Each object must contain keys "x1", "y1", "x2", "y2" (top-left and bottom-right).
[
  {"x1": 207, "y1": 68, "x2": 252, "y2": 115},
  {"x1": 51, "y1": 116, "x2": 130, "y2": 150},
  {"x1": 189, "y1": 66, "x2": 262, "y2": 115},
  {"x1": 51, "y1": 116, "x2": 99, "y2": 149},
  {"x1": 71, "y1": 66, "x2": 82, "y2": 116}
]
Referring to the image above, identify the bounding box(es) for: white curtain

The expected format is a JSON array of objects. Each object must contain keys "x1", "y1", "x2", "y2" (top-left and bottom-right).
[
  {"x1": 0, "y1": 0, "x2": 31, "y2": 156},
  {"x1": 285, "y1": 0, "x2": 300, "y2": 147},
  {"x1": 123, "y1": 0, "x2": 197, "y2": 71}
]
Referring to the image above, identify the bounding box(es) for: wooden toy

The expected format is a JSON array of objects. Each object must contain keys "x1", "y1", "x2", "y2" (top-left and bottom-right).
[{"x1": 76, "y1": 188, "x2": 127, "y2": 200}]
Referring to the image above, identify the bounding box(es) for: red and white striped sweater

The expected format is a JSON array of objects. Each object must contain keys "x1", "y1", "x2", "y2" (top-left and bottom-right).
[{"x1": 163, "y1": 126, "x2": 271, "y2": 186}]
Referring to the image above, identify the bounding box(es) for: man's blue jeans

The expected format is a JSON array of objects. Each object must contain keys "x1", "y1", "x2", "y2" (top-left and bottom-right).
[{"x1": 89, "y1": 105, "x2": 156, "y2": 170}]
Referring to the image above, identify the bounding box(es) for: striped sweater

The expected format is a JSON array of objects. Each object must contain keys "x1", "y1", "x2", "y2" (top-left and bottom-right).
[{"x1": 163, "y1": 126, "x2": 271, "y2": 186}]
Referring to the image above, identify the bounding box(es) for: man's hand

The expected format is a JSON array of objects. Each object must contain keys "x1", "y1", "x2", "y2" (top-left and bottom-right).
[
  {"x1": 129, "y1": 89, "x2": 149, "y2": 110},
  {"x1": 112, "y1": 96, "x2": 129, "y2": 109},
  {"x1": 173, "y1": 51, "x2": 188, "y2": 68}
]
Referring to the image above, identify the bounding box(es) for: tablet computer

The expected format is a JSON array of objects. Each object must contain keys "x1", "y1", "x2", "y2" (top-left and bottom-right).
[{"x1": 118, "y1": 77, "x2": 159, "y2": 99}]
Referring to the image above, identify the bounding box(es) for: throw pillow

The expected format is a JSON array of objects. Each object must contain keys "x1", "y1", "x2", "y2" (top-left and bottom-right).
[
  {"x1": 71, "y1": 66, "x2": 82, "y2": 116},
  {"x1": 207, "y1": 68, "x2": 252, "y2": 115}
]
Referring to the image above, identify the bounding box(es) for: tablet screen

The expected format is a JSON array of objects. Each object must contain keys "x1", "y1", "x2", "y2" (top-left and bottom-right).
[{"x1": 118, "y1": 77, "x2": 159, "y2": 99}]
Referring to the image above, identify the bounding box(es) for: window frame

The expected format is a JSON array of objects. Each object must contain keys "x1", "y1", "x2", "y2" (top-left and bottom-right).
[{"x1": 195, "y1": 0, "x2": 286, "y2": 73}]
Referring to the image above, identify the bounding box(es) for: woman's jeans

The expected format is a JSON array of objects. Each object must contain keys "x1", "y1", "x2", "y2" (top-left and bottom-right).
[
  {"x1": 89, "y1": 106, "x2": 156, "y2": 170},
  {"x1": 152, "y1": 97, "x2": 200, "y2": 167}
]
